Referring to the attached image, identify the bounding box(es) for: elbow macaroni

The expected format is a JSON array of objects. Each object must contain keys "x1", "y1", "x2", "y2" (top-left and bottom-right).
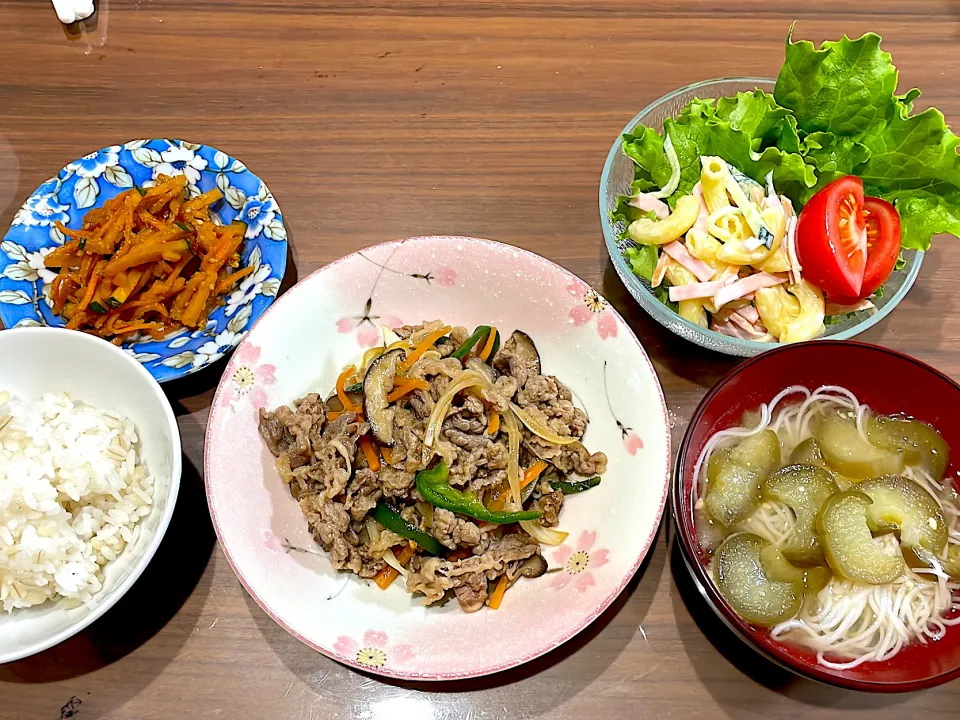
[
  {"x1": 628, "y1": 194, "x2": 700, "y2": 246},
  {"x1": 700, "y1": 156, "x2": 732, "y2": 215}
]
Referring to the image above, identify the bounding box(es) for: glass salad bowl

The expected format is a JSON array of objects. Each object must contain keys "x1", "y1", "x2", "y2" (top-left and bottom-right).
[{"x1": 599, "y1": 78, "x2": 923, "y2": 358}]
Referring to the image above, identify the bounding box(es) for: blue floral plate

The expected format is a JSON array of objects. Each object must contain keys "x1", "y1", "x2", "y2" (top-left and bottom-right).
[{"x1": 0, "y1": 139, "x2": 287, "y2": 382}]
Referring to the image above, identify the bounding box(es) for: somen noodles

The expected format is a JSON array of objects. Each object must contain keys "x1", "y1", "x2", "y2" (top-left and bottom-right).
[{"x1": 693, "y1": 385, "x2": 960, "y2": 670}]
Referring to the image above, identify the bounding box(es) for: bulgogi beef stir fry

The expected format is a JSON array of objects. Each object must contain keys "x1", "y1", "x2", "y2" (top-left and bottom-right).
[{"x1": 258, "y1": 321, "x2": 607, "y2": 612}]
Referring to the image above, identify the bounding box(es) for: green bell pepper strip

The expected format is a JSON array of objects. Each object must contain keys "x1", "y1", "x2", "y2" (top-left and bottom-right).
[
  {"x1": 451, "y1": 326, "x2": 491, "y2": 360},
  {"x1": 371, "y1": 502, "x2": 443, "y2": 556},
  {"x1": 416, "y1": 462, "x2": 542, "y2": 524},
  {"x1": 551, "y1": 476, "x2": 601, "y2": 494}
]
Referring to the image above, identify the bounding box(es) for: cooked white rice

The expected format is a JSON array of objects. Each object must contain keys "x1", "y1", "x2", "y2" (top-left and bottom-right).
[{"x1": 0, "y1": 390, "x2": 154, "y2": 611}]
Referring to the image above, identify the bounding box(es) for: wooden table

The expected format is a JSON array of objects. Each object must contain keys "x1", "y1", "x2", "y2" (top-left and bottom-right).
[{"x1": 2, "y1": 1, "x2": 960, "y2": 717}]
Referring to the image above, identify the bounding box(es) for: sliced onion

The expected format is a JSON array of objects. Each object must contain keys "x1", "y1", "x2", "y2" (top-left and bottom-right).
[
  {"x1": 649, "y1": 133, "x2": 680, "y2": 199},
  {"x1": 381, "y1": 325, "x2": 403, "y2": 346},
  {"x1": 424, "y1": 369, "x2": 493, "y2": 449},
  {"x1": 382, "y1": 547, "x2": 409, "y2": 578},
  {"x1": 502, "y1": 409, "x2": 523, "y2": 508},
  {"x1": 365, "y1": 517, "x2": 382, "y2": 545},
  {"x1": 520, "y1": 521, "x2": 569, "y2": 546},
  {"x1": 509, "y1": 403, "x2": 577, "y2": 446}
]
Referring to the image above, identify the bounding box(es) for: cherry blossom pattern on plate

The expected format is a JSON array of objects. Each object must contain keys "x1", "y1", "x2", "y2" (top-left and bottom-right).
[
  {"x1": 550, "y1": 530, "x2": 610, "y2": 593},
  {"x1": 0, "y1": 139, "x2": 287, "y2": 383},
  {"x1": 334, "y1": 242, "x2": 458, "y2": 347},
  {"x1": 566, "y1": 280, "x2": 618, "y2": 340},
  {"x1": 334, "y1": 631, "x2": 415, "y2": 670},
  {"x1": 603, "y1": 360, "x2": 643, "y2": 455},
  {"x1": 225, "y1": 341, "x2": 276, "y2": 411}
]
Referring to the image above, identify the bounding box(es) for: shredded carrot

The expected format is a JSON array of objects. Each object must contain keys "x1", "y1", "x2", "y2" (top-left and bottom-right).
[
  {"x1": 359, "y1": 435, "x2": 381, "y2": 472},
  {"x1": 373, "y1": 543, "x2": 417, "y2": 590},
  {"x1": 523, "y1": 460, "x2": 549, "y2": 488},
  {"x1": 447, "y1": 547, "x2": 472, "y2": 561},
  {"x1": 380, "y1": 446, "x2": 395, "y2": 465},
  {"x1": 214, "y1": 264, "x2": 254, "y2": 294},
  {"x1": 327, "y1": 411, "x2": 343, "y2": 421},
  {"x1": 488, "y1": 460, "x2": 550, "y2": 511},
  {"x1": 386, "y1": 378, "x2": 430, "y2": 403},
  {"x1": 400, "y1": 326, "x2": 451, "y2": 369},
  {"x1": 336, "y1": 365, "x2": 361, "y2": 412},
  {"x1": 478, "y1": 326, "x2": 498, "y2": 362},
  {"x1": 486, "y1": 411, "x2": 500, "y2": 436},
  {"x1": 489, "y1": 575, "x2": 509, "y2": 610},
  {"x1": 47, "y1": 176, "x2": 251, "y2": 341}
]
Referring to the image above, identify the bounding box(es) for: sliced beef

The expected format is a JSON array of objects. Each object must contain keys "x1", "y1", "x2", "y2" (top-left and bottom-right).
[
  {"x1": 431, "y1": 508, "x2": 482, "y2": 549},
  {"x1": 527, "y1": 437, "x2": 608, "y2": 476},
  {"x1": 532, "y1": 490, "x2": 564, "y2": 527}
]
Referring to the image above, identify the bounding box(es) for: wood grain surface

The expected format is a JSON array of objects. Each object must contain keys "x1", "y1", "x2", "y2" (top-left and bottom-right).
[{"x1": 2, "y1": 1, "x2": 960, "y2": 718}]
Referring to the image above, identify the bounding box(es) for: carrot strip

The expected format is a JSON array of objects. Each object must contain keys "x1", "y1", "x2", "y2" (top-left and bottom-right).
[
  {"x1": 214, "y1": 265, "x2": 254, "y2": 295},
  {"x1": 386, "y1": 378, "x2": 430, "y2": 403},
  {"x1": 326, "y1": 411, "x2": 344, "y2": 421},
  {"x1": 478, "y1": 326, "x2": 498, "y2": 362},
  {"x1": 380, "y1": 446, "x2": 395, "y2": 465},
  {"x1": 373, "y1": 543, "x2": 417, "y2": 590},
  {"x1": 401, "y1": 326, "x2": 451, "y2": 369},
  {"x1": 447, "y1": 548, "x2": 472, "y2": 562},
  {"x1": 359, "y1": 436, "x2": 381, "y2": 472},
  {"x1": 336, "y1": 366, "x2": 361, "y2": 412},
  {"x1": 486, "y1": 411, "x2": 500, "y2": 436},
  {"x1": 76, "y1": 260, "x2": 106, "y2": 313},
  {"x1": 523, "y1": 460, "x2": 549, "y2": 488},
  {"x1": 103, "y1": 240, "x2": 189, "y2": 278},
  {"x1": 180, "y1": 271, "x2": 216, "y2": 328},
  {"x1": 488, "y1": 461, "x2": 549, "y2": 511},
  {"x1": 489, "y1": 575, "x2": 509, "y2": 610}
]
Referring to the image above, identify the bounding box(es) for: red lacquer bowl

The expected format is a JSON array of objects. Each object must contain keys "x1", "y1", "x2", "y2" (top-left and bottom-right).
[{"x1": 672, "y1": 340, "x2": 960, "y2": 692}]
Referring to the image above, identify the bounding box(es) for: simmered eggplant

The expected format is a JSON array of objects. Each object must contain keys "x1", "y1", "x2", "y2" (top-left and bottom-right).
[
  {"x1": 813, "y1": 411, "x2": 904, "y2": 479},
  {"x1": 759, "y1": 545, "x2": 831, "y2": 592},
  {"x1": 492, "y1": 330, "x2": 541, "y2": 377},
  {"x1": 866, "y1": 415, "x2": 950, "y2": 479},
  {"x1": 705, "y1": 431, "x2": 780, "y2": 526},
  {"x1": 363, "y1": 348, "x2": 405, "y2": 445},
  {"x1": 713, "y1": 533, "x2": 801, "y2": 626},
  {"x1": 762, "y1": 464, "x2": 838, "y2": 564},
  {"x1": 856, "y1": 475, "x2": 947, "y2": 554},
  {"x1": 817, "y1": 491, "x2": 904, "y2": 584}
]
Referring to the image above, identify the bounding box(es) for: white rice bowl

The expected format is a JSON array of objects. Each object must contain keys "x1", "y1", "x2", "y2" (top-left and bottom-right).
[
  {"x1": 0, "y1": 327, "x2": 180, "y2": 663},
  {"x1": 0, "y1": 391, "x2": 155, "y2": 612}
]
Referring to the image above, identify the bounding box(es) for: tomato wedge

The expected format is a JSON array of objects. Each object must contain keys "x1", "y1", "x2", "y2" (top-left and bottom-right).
[
  {"x1": 828, "y1": 197, "x2": 901, "y2": 304},
  {"x1": 796, "y1": 176, "x2": 868, "y2": 299}
]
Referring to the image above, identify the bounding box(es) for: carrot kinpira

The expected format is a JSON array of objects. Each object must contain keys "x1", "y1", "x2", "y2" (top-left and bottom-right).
[{"x1": 46, "y1": 175, "x2": 253, "y2": 342}]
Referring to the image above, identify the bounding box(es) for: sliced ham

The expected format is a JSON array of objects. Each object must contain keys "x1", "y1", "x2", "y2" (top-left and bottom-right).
[
  {"x1": 713, "y1": 272, "x2": 786, "y2": 309},
  {"x1": 628, "y1": 192, "x2": 670, "y2": 220},
  {"x1": 662, "y1": 240, "x2": 714, "y2": 283},
  {"x1": 651, "y1": 250, "x2": 671, "y2": 288},
  {"x1": 668, "y1": 280, "x2": 728, "y2": 302},
  {"x1": 692, "y1": 182, "x2": 710, "y2": 234},
  {"x1": 729, "y1": 311, "x2": 767, "y2": 337},
  {"x1": 711, "y1": 318, "x2": 752, "y2": 340},
  {"x1": 825, "y1": 298, "x2": 878, "y2": 316},
  {"x1": 737, "y1": 304, "x2": 761, "y2": 324}
]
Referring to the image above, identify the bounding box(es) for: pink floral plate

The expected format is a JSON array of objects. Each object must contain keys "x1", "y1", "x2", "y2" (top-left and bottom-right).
[{"x1": 204, "y1": 236, "x2": 671, "y2": 680}]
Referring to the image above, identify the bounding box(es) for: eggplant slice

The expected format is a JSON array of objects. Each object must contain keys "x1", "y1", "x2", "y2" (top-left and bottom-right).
[
  {"x1": 363, "y1": 348, "x2": 405, "y2": 445},
  {"x1": 492, "y1": 330, "x2": 541, "y2": 377}
]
